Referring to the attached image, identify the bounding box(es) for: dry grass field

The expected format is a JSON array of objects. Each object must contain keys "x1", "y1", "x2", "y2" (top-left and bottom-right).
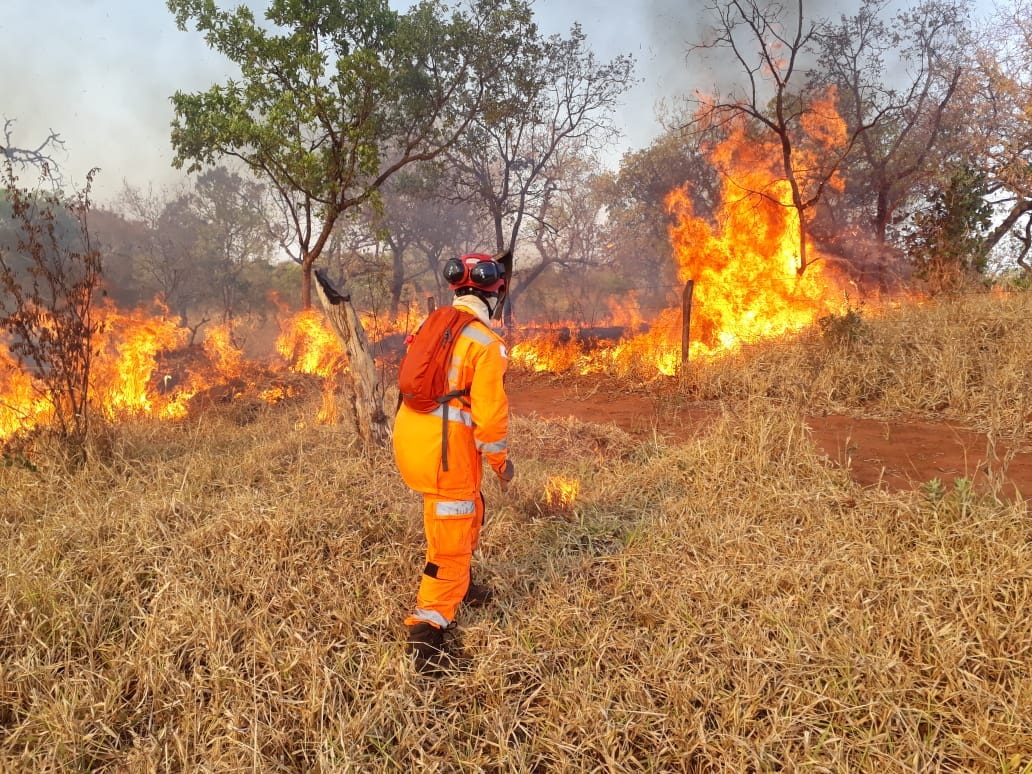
[{"x1": 1, "y1": 291, "x2": 1030, "y2": 771}]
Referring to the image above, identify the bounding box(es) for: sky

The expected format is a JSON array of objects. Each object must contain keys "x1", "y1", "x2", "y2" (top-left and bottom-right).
[
  {"x1": 1, "y1": 0, "x2": 711, "y2": 206},
  {"x1": 1, "y1": 0, "x2": 998, "y2": 207}
]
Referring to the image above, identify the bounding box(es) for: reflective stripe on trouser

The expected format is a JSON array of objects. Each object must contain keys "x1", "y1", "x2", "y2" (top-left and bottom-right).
[{"x1": 404, "y1": 493, "x2": 484, "y2": 628}]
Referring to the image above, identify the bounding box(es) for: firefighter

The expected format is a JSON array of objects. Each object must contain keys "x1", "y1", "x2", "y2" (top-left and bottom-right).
[{"x1": 392, "y1": 252, "x2": 515, "y2": 674}]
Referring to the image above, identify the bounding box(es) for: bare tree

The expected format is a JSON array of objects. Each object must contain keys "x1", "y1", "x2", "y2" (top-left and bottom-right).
[
  {"x1": 117, "y1": 182, "x2": 210, "y2": 335},
  {"x1": 373, "y1": 163, "x2": 481, "y2": 314},
  {"x1": 688, "y1": 0, "x2": 871, "y2": 276},
  {"x1": 813, "y1": 0, "x2": 969, "y2": 276},
  {"x1": 447, "y1": 23, "x2": 634, "y2": 314},
  {"x1": 1, "y1": 119, "x2": 65, "y2": 180}
]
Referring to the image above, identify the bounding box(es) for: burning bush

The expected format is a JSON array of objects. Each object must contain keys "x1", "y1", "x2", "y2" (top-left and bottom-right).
[{"x1": 1, "y1": 163, "x2": 102, "y2": 462}]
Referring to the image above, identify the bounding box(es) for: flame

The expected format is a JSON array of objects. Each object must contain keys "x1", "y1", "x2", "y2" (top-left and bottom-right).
[
  {"x1": 90, "y1": 301, "x2": 190, "y2": 420},
  {"x1": 544, "y1": 475, "x2": 580, "y2": 510},
  {"x1": 203, "y1": 321, "x2": 245, "y2": 380},
  {"x1": 510, "y1": 91, "x2": 853, "y2": 374},
  {"x1": 666, "y1": 93, "x2": 849, "y2": 357},
  {"x1": 273, "y1": 308, "x2": 347, "y2": 425},
  {"x1": 275, "y1": 308, "x2": 345, "y2": 378},
  {"x1": 0, "y1": 341, "x2": 51, "y2": 439},
  {"x1": 0, "y1": 294, "x2": 362, "y2": 441},
  {"x1": 0, "y1": 92, "x2": 870, "y2": 442}
]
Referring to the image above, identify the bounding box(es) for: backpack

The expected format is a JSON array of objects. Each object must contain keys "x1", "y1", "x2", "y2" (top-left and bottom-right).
[{"x1": 397, "y1": 306, "x2": 477, "y2": 470}]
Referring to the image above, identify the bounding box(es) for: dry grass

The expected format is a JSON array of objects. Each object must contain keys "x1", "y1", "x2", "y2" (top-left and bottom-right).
[
  {"x1": 2, "y1": 292, "x2": 1031, "y2": 771},
  {"x1": 681, "y1": 291, "x2": 1032, "y2": 440}
]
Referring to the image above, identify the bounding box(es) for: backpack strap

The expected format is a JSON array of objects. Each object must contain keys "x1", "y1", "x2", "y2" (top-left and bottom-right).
[{"x1": 437, "y1": 387, "x2": 470, "y2": 471}]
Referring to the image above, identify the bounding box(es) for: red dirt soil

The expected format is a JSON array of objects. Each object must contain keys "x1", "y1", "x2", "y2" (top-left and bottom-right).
[{"x1": 507, "y1": 372, "x2": 1032, "y2": 502}]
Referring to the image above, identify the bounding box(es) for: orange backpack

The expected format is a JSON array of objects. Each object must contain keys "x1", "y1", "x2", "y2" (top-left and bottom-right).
[{"x1": 397, "y1": 306, "x2": 477, "y2": 469}]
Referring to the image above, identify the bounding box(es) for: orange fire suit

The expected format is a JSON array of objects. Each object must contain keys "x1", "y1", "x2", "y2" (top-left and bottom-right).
[{"x1": 393, "y1": 297, "x2": 510, "y2": 630}]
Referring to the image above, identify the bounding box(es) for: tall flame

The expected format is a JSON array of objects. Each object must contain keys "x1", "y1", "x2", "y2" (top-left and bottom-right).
[
  {"x1": 275, "y1": 309, "x2": 345, "y2": 378},
  {"x1": 0, "y1": 341, "x2": 50, "y2": 439},
  {"x1": 666, "y1": 93, "x2": 849, "y2": 357},
  {"x1": 0, "y1": 93, "x2": 865, "y2": 441},
  {"x1": 90, "y1": 302, "x2": 190, "y2": 420}
]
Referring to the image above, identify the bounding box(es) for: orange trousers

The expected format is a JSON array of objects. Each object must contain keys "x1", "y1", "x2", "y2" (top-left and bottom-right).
[{"x1": 403, "y1": 492, "x2": 484, "y2": 629}]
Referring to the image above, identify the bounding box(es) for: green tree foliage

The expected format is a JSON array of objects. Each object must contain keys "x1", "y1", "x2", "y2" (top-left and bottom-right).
[
  {"x1": 167, "y1": 0, "x2": 535, "y2": 309},
  {"x1": 115, "y1": 182, "x2": 210, "y2": 330},
  {"x1": 190, "y1": 167, "x2": 273, "y2": 323},
  {"x1": 167, "y1": 0, "x2": 539, "y2": 446},
  {"x1": 962, "y1": 0, "x2": 1032, "y2": 278},
  {"x1": 904, "y1": 164, "x2": 993, "y2": 294}
]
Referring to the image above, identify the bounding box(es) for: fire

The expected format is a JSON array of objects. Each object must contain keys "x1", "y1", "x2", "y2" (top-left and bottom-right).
[
  {"x1": 510, "y1": 91, "x2": 854, "y2": 375},
  {"x1": 275, "y1": 308, "x2": 345, "y2": 378},
  {"x1": 0, "y1": 93, "x2": 867, "y2": 442},
  {"x1": 203, "y1": 321, "x2": 245, "y2": 380},
  {"x1": 273, "y1": 308, "x2": 347, "y2": 426},
  {"x1": 0, "y1": 341, "x2": 51, "y2": 439},
  {"x1": 90, "y1": 302, "x2": 191, "y2": 420},
  {"x1": 665, "y1": 93, "x2": 849, "y2": 358},
  {"x1": 0, "y1": 297, "x2": 359, "y2": 442},
  {"x1": 544, "y1": 475, "x2": 580, "y2": 510}
]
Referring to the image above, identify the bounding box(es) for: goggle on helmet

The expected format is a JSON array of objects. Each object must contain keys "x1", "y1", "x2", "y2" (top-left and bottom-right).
[{"x1": 442, "y1": 253, "x2": 506, "y2": 293}]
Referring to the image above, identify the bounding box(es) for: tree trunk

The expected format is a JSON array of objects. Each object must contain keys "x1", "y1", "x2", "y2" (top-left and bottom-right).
[
  {"x1": 301, "y1": 260, "x2": 314, "y2": 310},
  {"x1": 313, "y1": 269, "x2": 390, "y2": 446}
]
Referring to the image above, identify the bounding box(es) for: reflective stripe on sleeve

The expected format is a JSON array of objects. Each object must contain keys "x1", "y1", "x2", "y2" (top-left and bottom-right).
[
  {"x1": 429, "y1": 404, "x2": 473, "y2": 427},
  {"x1": 476, "y1": 438, "x2": 507, "y2": 453},
  {"x1": 434, "y1": 499, "x2": 476, "y2": 516}
]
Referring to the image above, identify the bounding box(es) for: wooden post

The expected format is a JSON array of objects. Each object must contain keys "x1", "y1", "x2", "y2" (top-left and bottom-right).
[
  {"x1": 313, "y1": 269, "x2": 390, "y2": 445},
  {"x1": 426, "y1": 295, "x2": 436, "y2": 314},
  {"x1": 681, "y1": 279, "x2": 695, "y2": 365}
]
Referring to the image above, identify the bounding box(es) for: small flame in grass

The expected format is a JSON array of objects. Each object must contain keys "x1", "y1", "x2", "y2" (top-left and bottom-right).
[{"x1": 544, "y1": 475, "x2": 580, "y2": 511}]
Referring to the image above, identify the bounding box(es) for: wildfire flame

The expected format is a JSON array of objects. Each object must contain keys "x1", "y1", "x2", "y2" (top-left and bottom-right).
[
  {"x1": 544, "y1": 475, "x2": 580, "y2": 510},
  {"x1": 512, "y1": 90, "x2": 853, "y2": 374},
  {"x1": 0, "y1": 341, "x2": 49, "y2": 440},
  {"x1": 0, "y1": 297, "x2": 356, "y2": 442},
  {"x1": 275, "y1": 308, "x2": 344, "y2": 378},
  {"x1": 0, "y1": 95, "x2": 868, "y2": 442},
  {"x1": 665, "y1": 97, "x2": 849, "y2": 357}
]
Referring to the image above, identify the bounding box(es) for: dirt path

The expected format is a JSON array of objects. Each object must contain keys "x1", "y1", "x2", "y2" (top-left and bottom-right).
[{"x1": 507, "y1": 372, "x2": 1031, "y2": 501}]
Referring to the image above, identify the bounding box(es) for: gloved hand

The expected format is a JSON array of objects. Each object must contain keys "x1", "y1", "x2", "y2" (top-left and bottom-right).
[{"x1": 497, "y1": 459, "x2": 514, "y2": 492}]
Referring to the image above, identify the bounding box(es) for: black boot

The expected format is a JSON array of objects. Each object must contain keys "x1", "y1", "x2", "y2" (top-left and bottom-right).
[
  {"x1": 406, "y1": 622, "x2": 448, "y2": 676},
  {"x1": 463, "y1": 581, "x2": 495, "y2": 608},
  {"x1": 463, "y1": 570, "x2": 495, "y2": 608}
]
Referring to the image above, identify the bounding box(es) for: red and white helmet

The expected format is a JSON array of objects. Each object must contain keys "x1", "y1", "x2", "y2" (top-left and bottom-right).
[{"x1": 442, "y1": 253, "x2": 507, "y2": 294}]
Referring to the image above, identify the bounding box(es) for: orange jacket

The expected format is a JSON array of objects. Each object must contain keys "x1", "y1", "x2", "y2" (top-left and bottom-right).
[{"x1": 392, "y1": 297, "x2": 509, "y2": 500}]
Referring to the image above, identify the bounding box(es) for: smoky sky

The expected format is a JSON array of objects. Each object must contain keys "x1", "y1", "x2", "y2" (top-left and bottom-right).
[{"x1": 1, "y1": 0, "x2": 997, "y2": 204}]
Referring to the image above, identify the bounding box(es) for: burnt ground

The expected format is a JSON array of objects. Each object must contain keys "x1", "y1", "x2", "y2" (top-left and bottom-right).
[{"x1": 506, "y1": 372, "x2": 1032, "y2": 502}]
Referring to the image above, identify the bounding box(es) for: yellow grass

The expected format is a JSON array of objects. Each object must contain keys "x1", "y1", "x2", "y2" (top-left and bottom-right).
[{"x1": 1, "y1": 291, "x2": 1030, "y2": 771}]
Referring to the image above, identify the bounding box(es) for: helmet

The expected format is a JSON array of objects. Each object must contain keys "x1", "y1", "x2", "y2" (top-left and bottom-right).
[{"x1": 443, "y1": 253, "x2": 507, "y2": 294}]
